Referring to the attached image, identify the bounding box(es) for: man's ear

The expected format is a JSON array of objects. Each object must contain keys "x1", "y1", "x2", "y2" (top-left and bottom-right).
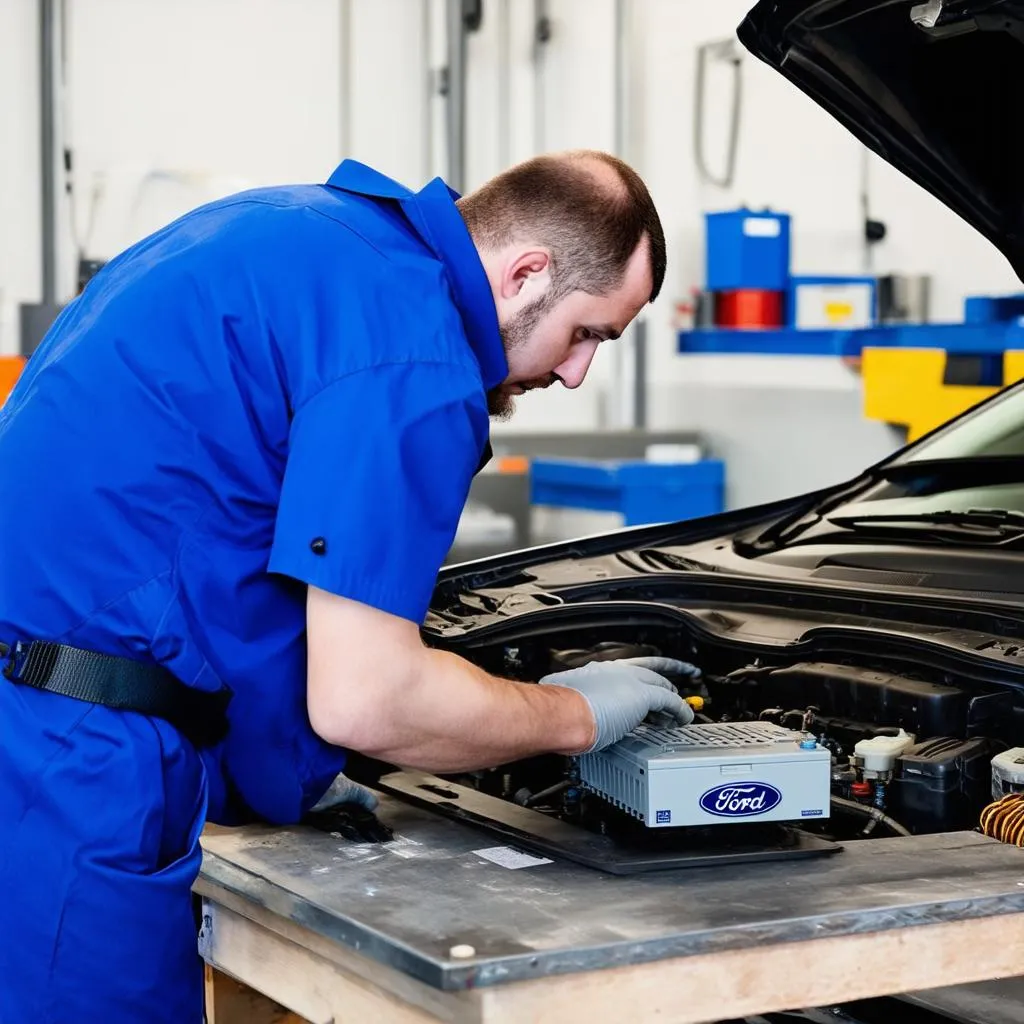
[{"x1": 504, "y1": 249, "x2": 551, "y2": 300}]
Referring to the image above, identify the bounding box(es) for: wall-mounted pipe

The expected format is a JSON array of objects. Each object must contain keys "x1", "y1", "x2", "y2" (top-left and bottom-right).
[
  {"x1": 694, "y1": 38, "x2": 743, "y2": 190},
  {"x1": 422, "y1": 0, "x2": 434, "y2": 180},
  {"x1": 444, "y1": 0, "x2": 472, "y2": 192},
  {"x1": 613, "y1": 0, "x2": 649, "y2": 429},
  {"x1": 39, "y1": 0, "x2": 58, "y2": 305},
  {"x1": 613, "y1": 0, "x2": 629, "y2": 158},
  {"x1": 532, "y1": 0, "x2": 551, "y2": 155},
  {"x1": 497, "y1": 0, "x2": 511, "y2": 169}
]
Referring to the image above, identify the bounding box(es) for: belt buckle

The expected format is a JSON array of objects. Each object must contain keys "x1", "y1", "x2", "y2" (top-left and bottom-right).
[{"x1": 1, "y1": 641, "x2": 30, "y2": 681}]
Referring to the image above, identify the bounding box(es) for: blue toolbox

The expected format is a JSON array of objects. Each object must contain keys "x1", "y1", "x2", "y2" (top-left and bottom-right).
[
  {"x1": 530, "y1": 458, "x2": 725, "y2": 527},
  {"x1": 705, "y1": 209, "x2": 791, "y2": 291}
]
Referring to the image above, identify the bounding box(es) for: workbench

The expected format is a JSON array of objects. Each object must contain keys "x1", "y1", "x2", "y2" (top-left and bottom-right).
[{"x1": 196, "y1": 795, "x2": 1024, "y2": 1024}]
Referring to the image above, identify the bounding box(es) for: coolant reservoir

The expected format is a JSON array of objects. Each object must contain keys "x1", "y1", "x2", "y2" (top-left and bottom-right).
[
  {"x1": 991, "y1": 748, "x2": 1024, "y2": 801},
  {"x1": 855, "y1": 729, "x2": 915, "y2": 774}
]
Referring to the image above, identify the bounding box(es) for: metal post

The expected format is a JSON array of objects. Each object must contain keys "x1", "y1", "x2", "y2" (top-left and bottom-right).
[
  {"x1": 338, "y1": 0, "x2": 352, "y2": 159},
  {"x1": 633, "y1": 318, "x2": 647, "y2": 429},
  {"x1": 613, "y1": 0, "x2": 628, "y2": 158},
  {"x1": 613, "y1": 0, "x2": 649, "y2": 430},
  {"x1": 532, "y1": 0, "x2": 550, "y2": 155},
  {"x1": 39, "y1": 0, "x2": 58, "y2": 306},
  {"x1": 445, "y1": 0, "x2": 469, "y2": 192},
  {"x1": 422, "y1": 0, "x2": 434, "y2": 180},
  {"x1": 497, "y1": 0, "x2": 511, "y2": 169},
  {"x1": 860, "y1": 145, "x2": 872, "y2": 274}
]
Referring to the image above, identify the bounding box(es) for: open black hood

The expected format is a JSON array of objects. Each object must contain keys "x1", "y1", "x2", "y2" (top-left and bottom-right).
[{"x1": 738, "y1": 1, "x2": 1024, "y2": 280}]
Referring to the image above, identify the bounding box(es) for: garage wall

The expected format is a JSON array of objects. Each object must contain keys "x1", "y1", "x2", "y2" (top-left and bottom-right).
[
  {"x1": 0, "y1": 0, "x2": 42, "y2": 355},
  {"x1": 1, "y1": 0, "x2": 1018, "y2": 497}
]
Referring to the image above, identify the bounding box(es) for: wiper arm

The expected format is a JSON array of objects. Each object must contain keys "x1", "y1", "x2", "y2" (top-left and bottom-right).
[
  {"x1": 829, "y1": 507, "x2": 1024, "y2": 535},
  {"x1": 878, "y1": 455, "x2": 1024, "y2": 484},
  {"x1": 740, "y1": 457, "x2": 1024, "y2": 556}
]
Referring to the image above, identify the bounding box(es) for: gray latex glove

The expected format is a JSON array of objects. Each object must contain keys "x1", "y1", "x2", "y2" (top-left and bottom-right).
[
  {"x1": 539, "y1": 657, "x2": 697, "y2": 753},
  {"x1": 310, "y1": 773, "x2": 379, "y2": 813}
]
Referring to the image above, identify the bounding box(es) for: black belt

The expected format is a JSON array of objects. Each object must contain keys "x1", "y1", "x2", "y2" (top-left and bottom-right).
[{"x1": 2, "y1": 640, "x2": 231, "y2": 748}]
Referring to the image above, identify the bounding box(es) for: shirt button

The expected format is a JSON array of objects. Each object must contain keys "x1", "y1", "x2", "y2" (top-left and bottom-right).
[{"x1": 310, "y1": 537, "x2": 327, "y2": 556}]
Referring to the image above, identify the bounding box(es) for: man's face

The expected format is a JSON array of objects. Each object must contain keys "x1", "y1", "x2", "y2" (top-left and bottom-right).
[{"x1": 488, "y1": 239, "x2": 653, "y2": 420}]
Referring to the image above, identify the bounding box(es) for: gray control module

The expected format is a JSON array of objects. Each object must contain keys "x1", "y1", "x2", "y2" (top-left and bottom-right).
[{"x1": 578, "y1": 721, "x2": 831, "y2": 827}]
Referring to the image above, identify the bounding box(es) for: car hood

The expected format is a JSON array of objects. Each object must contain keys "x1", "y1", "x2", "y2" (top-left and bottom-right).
[{"x1": 737, "y1": 0, "x2": 1024, "y2": 281}]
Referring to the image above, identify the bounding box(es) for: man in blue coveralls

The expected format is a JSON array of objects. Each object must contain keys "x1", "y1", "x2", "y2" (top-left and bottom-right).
[{"x1": 0, "y1": 150, "x2": 687, "y2": 1021}]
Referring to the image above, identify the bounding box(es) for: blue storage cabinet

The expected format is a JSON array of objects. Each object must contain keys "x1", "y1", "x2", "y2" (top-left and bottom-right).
[
  {"x1": 530, "y1": 459, "x2": 725, "y2": 527},
  {"x1": 705, "y1": 209, "x2": 791, "y2": 291}
]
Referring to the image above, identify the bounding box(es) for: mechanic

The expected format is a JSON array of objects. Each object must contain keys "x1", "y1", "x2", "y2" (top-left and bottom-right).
[{"x1": 0, "y1": 150, "x2": 686, "y2": 1022}]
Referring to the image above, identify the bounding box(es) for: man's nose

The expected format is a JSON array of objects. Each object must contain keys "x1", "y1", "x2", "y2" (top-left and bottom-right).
[{"x1": 554, "y1": 341, "x2": 599, "y2": 390}]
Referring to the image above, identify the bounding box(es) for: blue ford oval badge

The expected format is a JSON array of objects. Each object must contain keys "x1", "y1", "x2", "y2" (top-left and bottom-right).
[{"x1": 699, "y1": 782, "x2": 781, "y2": 818}]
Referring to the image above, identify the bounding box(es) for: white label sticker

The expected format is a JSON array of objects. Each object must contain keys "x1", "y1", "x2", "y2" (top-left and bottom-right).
[
  {"x1": 197, "y1": 901, "x2": 215, "y2": 961},
  {"x1": 743, "y1": 216, "x2": 781, "y2": 238},
  {"x1": 473, "y1": 846, "x2": 553, "y2": 870}
]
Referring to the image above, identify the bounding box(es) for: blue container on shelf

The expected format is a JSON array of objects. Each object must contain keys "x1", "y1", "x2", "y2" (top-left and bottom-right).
[
  {"x1": 964, "y1": 294, "x2": 1024, "y2": 324},
  {"x1": 530, "y1": 459, "x2": 725, "y2": 527},
  {"x1": 705, "y1": 208, "x2": 791, "y2": 291}
]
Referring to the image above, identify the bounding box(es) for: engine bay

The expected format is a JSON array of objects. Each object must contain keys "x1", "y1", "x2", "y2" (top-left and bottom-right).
[{"x1": 384, "y1": 626, "x2": 1024, "y2": 866}]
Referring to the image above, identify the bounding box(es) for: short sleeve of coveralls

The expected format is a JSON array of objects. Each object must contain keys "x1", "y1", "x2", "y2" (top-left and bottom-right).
[{"x1": 269, "y1": 356, "x2": 488, "y2": 625}]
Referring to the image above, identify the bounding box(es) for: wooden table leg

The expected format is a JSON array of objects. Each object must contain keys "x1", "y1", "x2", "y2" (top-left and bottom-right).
[{"x1": 204, "y1": 964, "x2": 308, "y2": 1024}]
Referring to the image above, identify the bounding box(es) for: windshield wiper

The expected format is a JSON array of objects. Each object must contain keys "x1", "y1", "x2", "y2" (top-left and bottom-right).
[
  {"x1": 741, "y1": 456, "x2": 1024, "y2": 555},
  {"x1": 878, "y1": 455, "x2": 1024, "y2": 484},
  {"x1": 829, "y1": 507, "x2": 1024, "y2": 538}
]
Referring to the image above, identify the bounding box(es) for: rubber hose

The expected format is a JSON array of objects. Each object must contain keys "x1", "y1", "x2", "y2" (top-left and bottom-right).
[{"x1": 830, "y1": 795, "x2": 913, "y2": 837}]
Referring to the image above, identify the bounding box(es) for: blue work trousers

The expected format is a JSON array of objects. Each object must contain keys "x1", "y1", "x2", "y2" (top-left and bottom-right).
[{"x1": 0, "y1": 682, "x2": 208, "y2": 1022}]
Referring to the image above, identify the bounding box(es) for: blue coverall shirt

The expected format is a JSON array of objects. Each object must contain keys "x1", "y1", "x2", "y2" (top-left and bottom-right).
[
  {"x1": 2, "y1": 161, "x2": 505, "y2": 831},
  {"x1": 0, "y1": 160, "x2": 506, "y2": 1022},
  {"x1": 0, "y1": 160, "x2": 505, "y2": 826}
]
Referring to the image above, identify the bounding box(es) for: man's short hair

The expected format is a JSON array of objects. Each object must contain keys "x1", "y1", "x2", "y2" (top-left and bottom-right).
[{"x1": 457, "y1": 150, "x2": 666, "y2": 303}]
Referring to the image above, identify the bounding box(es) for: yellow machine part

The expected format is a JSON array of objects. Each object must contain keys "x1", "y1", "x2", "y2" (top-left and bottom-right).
[{"x1": 862, "y1": 347, "x2": 1024, "y2": 442}]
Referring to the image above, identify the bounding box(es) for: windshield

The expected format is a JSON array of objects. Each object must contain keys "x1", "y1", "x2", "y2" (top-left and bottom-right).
[
  {"x1": 747, "y1": 384, "x2": 1024, "y2": 551},
  {"x1": 840, "y1": 385, "x2": 1024, "y2": 518},
  {"x1": 825, "y1": 382, "x2": 1024, "y2": 530},
  {"x1": 897, "y1": 384, "x2": 1024, "y2": 462}
]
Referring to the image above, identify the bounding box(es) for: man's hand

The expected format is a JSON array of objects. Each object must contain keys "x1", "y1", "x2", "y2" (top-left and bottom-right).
[
  {"x1": 310, "y1": 772, "x2": 379, "y2": 813},
  {"x1": 539, "y1": 657, "x2": 697, "y2": 753}
]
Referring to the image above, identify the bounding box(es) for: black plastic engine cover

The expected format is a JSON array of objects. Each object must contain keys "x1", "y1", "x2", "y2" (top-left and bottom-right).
[
  {"x1": 891, "y1": 736, "x2": 1000, "y2": 834},
  {"x1": 761, "y1": 663, "x2": 967, "y2": 738}
]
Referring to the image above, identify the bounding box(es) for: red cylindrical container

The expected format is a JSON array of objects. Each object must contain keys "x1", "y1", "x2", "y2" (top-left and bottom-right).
[{"x1": 715, "y1": 289, "x2": 785, "y2": 329}]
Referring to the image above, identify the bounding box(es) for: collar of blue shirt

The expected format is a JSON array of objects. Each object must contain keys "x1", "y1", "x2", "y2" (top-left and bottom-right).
[{"x1": 325, "y1": 160, "x2": 509, "y2": 392}]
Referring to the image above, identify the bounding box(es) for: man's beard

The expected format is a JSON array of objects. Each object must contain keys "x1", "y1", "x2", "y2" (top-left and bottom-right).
[
  {"x1": 487, "y1": 292, "x2": 558, "y2": 421},
  {"x1": 487, "y1": 385, "x2": 516, "y2": 421}
]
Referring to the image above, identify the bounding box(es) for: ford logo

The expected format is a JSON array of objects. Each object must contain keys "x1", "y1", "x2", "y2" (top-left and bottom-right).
[{"x1": 699, "y1": 782, "x2": 782, "y2": 818}]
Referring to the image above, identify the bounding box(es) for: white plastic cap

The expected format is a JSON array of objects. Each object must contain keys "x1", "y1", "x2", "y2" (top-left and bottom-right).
[{"x1": 854, "y1": 729, "x2": 915, "y2": 773}]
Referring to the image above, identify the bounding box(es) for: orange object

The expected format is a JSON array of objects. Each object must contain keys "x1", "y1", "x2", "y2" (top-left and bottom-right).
[
  {"x1": 496, "y1": 455, "x2": 530, "y2": 475},
  {"x1": 0, "y1": 357, "x2": 25, "y2": 404},
  {"x1": 715, "y1": 289, "x2": 784, "y2": 329}
]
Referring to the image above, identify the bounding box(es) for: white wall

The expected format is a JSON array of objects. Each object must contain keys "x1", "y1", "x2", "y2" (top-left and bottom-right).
[
  {"x1": 64, "y1": 0, "x2": 344, "y2": 275},
  {"x1": 5, "y1": 0, "x2": 1017, "y2": 331},
  {"x1": 2, "y1": 0, "x2": 1020, "y2": 482},
  {"x1": 0, "y1": 0, "x2": 41, "y2": 353}
]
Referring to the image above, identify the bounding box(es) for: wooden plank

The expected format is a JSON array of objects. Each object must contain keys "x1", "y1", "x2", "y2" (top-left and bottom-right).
[
  {"x1": 474, "y1": 912, "x2": 1024, "y2": 1024},
  {"x1": 198, "y1": 891, "x2": 483, "y2": 1024},
  {"x1": 202, "y1": 874, "x2": 1024, "y2": 1024},
  {"x1": 199, "y1": 813, "x2": 1024, "y2": 992},
  {"x1": 204, "y1": 965, "x2": 306, "y2": 1024}
]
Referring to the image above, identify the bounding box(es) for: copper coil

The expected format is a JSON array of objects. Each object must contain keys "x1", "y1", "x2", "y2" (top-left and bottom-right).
[
  {"x1": 1000, "y1": 806, "x2": 1024, "y2": 845},
  {"x1": 980, "y1": 793, "x2": 1024, "y2": 845}
]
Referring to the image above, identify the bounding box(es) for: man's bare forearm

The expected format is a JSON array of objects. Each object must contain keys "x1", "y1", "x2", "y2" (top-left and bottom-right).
[
  {"x1": 361, "y1": 648, "x2": 595, "y2": 770},
  {"x1": 316, "y1": 647, "x2": 595, "y2": 770},
  {"x1": 305, "y1": 587, "x2": 595, "y2": 769}
]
